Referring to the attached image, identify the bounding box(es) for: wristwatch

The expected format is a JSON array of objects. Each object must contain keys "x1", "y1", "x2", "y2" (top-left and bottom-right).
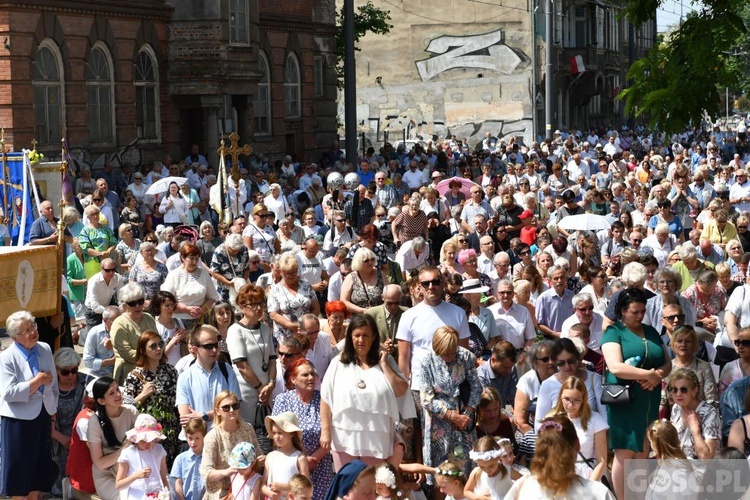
[{"x1": 202, "y1": 412, "x2": 209, "y2": 422}]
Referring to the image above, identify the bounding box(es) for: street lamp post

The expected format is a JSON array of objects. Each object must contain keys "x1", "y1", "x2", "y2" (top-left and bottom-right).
[{"x1": 344, "y1": 0, "x2": 357, "y2": 166}]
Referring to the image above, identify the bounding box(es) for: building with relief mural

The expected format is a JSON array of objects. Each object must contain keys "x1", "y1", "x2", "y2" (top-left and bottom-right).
[
  {"x1": 0, "y1": 1, "x2": 338, "y2": 169},
  {"x1": 342, "y1": 0, "x2": 655, "y2": 147}
]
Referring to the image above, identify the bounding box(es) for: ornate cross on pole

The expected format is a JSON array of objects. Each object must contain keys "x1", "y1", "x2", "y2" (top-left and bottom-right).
[{"x1": 221, "y1": 132, "x2": 252, "y2": 218}]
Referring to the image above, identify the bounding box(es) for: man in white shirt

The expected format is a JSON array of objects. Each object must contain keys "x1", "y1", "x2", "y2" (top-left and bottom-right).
[
  {"x1": 477, "y1": 236, "x2": 495, "y2": 274},
  {"x1": 729, "y1": 169, "x2": 750, "y2": 213},
  {"x1": 397, "y1": 267, "x2": 470, "y2": 392},
  {"x1": 402, "y1": 161, "x2": 426, "y2": 191},
  {"x1": 560, "y1": 293, "x2": 604, "y2": 352},
  {"x1": 299, "y1": 314, "x2": 334, "y2": 385},
  {"x1": 84, "y1": 258, "x2": 126, "y2": 329},
  {"x1": 395, "y1": 237, "x2": 430, "y2": 280},
  {"x1": 296, "y1": 238, "x2": 329, "y2": 297},
  {"x1": 327, "y1": 258, "x2": 351, "y2": 302},
  {"x1": 487, "y1": 279, "x2": 535, "y2": 350}
]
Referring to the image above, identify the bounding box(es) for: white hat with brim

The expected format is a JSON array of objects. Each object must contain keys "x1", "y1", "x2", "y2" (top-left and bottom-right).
[
  {"x1": 265, "y1": 412, "x2": 303, "y2": 443},
  {"x1": 126, "y1": 414, "x2": 167, "y2": 443},
  {"x1": 458, "y1": 278, "x2": 489, "y2": 295}
]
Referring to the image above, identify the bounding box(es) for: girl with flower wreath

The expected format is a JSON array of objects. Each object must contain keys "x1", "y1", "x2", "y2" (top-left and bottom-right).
[{"x1": 463, "y1": 436, "x2": 512, "y2": 500}]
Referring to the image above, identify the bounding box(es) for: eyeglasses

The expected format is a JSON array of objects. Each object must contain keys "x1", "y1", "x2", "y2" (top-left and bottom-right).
[
  {"x1": 250, "y1": 260, "x2": 261, "y2": 265},
  {"x1": 519, "y1": 251, "x2": 531, "y2": 256},
  {"x1": 148, "y1": 340, "x2": 165, "y2": 351},
  {"x1": 464, "y1": 259, "x2": 477, "y2": 264},
  {"x1": 457, "y1": 239, "x2": 467, "y2": 243},
  {"x1": 92, "y1": 198, "x2": 102, "y2": 202},
  {"x1": 220, "y1": 402, "x2": 241, "y2": 412},
  {"x1": 126, "y1": 298, "x2": 145, "y2": 307},
  {"x1": 662, "y1": 314, "x2": 685, "y2": 322},
  {"x1": 576, "y1": 306, "x2": 594, "y2": 312},
  {"x1": 102, "y1": 267, "x2": 116, "y2": 273},
  {"x1": 562, "y1": 397, "x2": 582, "y2": 405},
  {"x1": 199, "y1": 342, "x2": 219, "y2": 350},
  {"x1": 668, "y1": 386, "x2": 689, "y2": 394},
  {"x1": 536, "y1": 356, "x2": 551, "y2": 363},
  {"x1": 595, "y1": 274, "x2": 608, "y2": 279},
  {"x1": 59, "y1": 367, "x2": 78, "y2": 376},
  {"x1": 631, "y1": 238, "x2": 642, "y2": 243},
  {"x1": 734, "y1": 339, "x2": 750, "y2": 348},
  {"x1": 498, "y1": 290, "x2": 514, "y2": 295},
  {"x1": 420, "y1": 278, "x2": 442, "y2": 288},
  {"x1": 739, "y1": 226, "x2": 748, "y2": 230},
  {"x1": 556, "y1": 358, "x2": 578, "y2": 367},
  {"x1": 336, "y1": 219, "x2": 347, "y2": 223},
  {"x1": 278, "y1": 351, "x2": 300, "y2": 358}
]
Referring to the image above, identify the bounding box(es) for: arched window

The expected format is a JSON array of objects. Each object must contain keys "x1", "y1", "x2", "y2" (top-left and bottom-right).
[
  {"x1": 134, "y1": 47, "x2": 160, "y2": 140},
  {"x1": 86, "y1": 44, "x2": 115, "y2": 143},
  {"x1": 32, "y1": 42, "x2": 64, "y2": 146},
  {"x1": 284, "y1": 53, "x2": 300, "y2": 119},
  {"x1": 253, "y1": 51, "x2": 271, "y2": 135}
]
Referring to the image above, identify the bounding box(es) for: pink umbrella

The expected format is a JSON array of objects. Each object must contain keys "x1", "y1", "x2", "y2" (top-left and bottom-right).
[{"x1": 436, "y1": 176, "x2": 480, "y2": 199}]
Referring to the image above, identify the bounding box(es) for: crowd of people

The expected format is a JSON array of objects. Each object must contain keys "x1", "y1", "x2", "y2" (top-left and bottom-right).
[{"x1": 3, "y1": 123, "x2": 750, "y2": 500}]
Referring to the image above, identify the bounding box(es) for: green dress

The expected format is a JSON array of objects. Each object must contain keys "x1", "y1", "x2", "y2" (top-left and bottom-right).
[{"x1": 601, "y1": 321, "x2": 666, "y2": 452}]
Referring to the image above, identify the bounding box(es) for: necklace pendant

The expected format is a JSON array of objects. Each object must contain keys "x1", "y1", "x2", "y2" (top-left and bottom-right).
[
  {"x1": 357, "y1": 380, "x2": 366, "y2": 389},
  {"x1": 261, "y1": 362, "x2": 268, "y2": 372}
]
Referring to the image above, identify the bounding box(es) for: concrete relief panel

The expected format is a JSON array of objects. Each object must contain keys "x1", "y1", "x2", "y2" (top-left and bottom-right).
[{"x1": 416, "y1": 30, "x2": 523, "y2": 81}]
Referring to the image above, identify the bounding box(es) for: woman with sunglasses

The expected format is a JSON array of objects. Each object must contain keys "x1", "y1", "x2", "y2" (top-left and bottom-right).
[
  {"x1": 243, "y1": 204, "x2": 279, "y2": 267},
  {"x1": 110, "y1": 282, "x2": 158, "y2": 384},
  {"x1": 201, "y1": 390, "x2": 264, "y2": 499},
  {"x1": 667, "y1": 368, "x2": 719, "y2": 459},
  {"x1": 84, "y1": 189, "x2": 116, "y2": 231},
  {"x1": 50, "y1": 348, "x2": 86, "y2": 497},
  {"x1": 340, "y1": 247, "x2": 384, "y2": 315},
  {"x1": 718, "y1": 327, "x2": 750, "y2": 397},
  {"x1": 513, "y1": 340, "x2": 556, "y2": 461},
  {"x1": 534, "y1": 338, "x2": 605, "y2": 432},
  {"x1": 123, "y1": 330, "x2": 180, "y2": 465},
  {"x1": 79, "y1": 204, "x2": 117, "y2": 269}
]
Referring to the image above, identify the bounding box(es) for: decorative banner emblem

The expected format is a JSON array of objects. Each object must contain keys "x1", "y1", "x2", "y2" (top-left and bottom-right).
[{"x1": 16, "y1": 259, "x2": 34, "y2": 308}]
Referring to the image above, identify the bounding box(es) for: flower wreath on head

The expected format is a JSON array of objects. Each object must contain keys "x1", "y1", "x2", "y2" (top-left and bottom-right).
[
  {"x1": 375, "y1": 465, "x2": 403, "y2": 497},
  {"x1": 469, "y1": 448, "x2": 508, "y2": 462},
  {"x1": 434, "y1": 467, "x2": 463, "y2": 477}
]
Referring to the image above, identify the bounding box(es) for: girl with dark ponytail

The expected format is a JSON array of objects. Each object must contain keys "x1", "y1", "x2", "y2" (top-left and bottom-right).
[{"x1": 88, "y1": 376, "x2": 139, "y2": 499}]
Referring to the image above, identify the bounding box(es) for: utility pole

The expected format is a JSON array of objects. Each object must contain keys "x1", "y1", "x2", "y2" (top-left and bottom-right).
[
  {"x1": 344, "y1": 0, "x2": 357, "y2": 166},
  {"x1": 545, "y1": 0, "x2": 553, "y2": 140}
]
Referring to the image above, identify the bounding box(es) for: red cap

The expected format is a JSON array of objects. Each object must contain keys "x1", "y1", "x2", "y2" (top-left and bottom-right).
[{"x1": 519, "y1": 209, "x2": 534, "y2": 219}]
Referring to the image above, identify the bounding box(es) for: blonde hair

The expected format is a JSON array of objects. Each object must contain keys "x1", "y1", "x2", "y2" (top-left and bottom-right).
[
  {"x1": 212, "y1": 390, "x2": 239, "y2": 426},
  {"x1": 647, "y1": 420, "x2": 687, "y2": 460},
  {"x1": 472, "y1": 436, "x2": 508, "y2": 480},
  {"x1": 546, "y1": 377, "x2": 592, "y2": 431},
  {"x1": 432, "y1": 326, "x2": 459, "y2": 357}
]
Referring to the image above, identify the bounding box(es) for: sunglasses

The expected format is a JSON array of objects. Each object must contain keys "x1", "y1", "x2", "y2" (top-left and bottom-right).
[
  {"x1": 92, "y1": 198, "x2": 102, "y2": 202},
  {"x1": 148, "y1": 340, "x2": 165, "y2": 351},
  {"x1": 519, "y1": 251, "x2": 531, "y2": 256},
  {"x1": 250, "y1": 260, "x2": 261, "y2": 264},
  {"x1": 420, "y1": 278, "x2": 442, "y2": 288},
  {"x1": 457, "y1": 239, "x2": 467, "y2": 244},
  {"x1": 536, "y1": 356, "x2": 551, "y2": 363},
  {"x1": 576, "y1": 306, "x2": 594, "y2": 312},
  {"x1": 668, "y1": 386, "x2": 689, "y2": 394},
  {"x1": 102, "y1": 267, "x2": 116, "y2": 273},
  {"x1": 126, "y1": 298, "x2": 145, "y2": 307},
  {"x1": 739, "y1": 226, "x2": 748, "y2": 230},
  {"x1": 199, "y1": 342, "x2": 219, "y2": 350},
  {"x1": 278, "y1": 351, "x2": 300, "y2": 358},
  {"x1": 662, "y1": 314, "x2": 685, "y2": 322},
  {"x1": 631, "y1": 238, "x2": 642, "y2": 243},
  {"x1": 60, "y1": 367, "x2": 79, "y2": 376},
  {"x1": 734, "y1": 339, "x2": 750, "y2": 348},
  {"x1": 556, "y1": 358, "x2": 578, "y2": 367},
  {"x1": 220, "y1": 402, "x2": 241, "y2": 412}
]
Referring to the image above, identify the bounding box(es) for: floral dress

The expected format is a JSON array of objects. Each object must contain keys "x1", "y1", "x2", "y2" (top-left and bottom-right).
[
  {"x1": 124, "y1": 363, "x2": 181, "y2": 466},
  {"x1": 116, "y1": 239, "x2": 141, "y2": 269},
  {"x1": 267, "y1": 280, "x2": 317, "y2": 341},
  {"x1": 420, "y1": 347, "x2": 482, "y2": 481},
  {"x1": 272, "y1": 390, "x2": 334, "y2": 500},
  {"x1": 718, "y1": 359, "x2": 749, "y2": 397},
  {"x1": 349, "y1": 271, "x2": 384, "y2": 310},
  {"x1": 681, "y1": 283, "x2": 726, "y2": 326},
  {"x1": 52, "y1": 380, "x2": 86, "y2": 496},
  {"x1": 78, "y1": 224, "x2": 117, "y2": 264},
  {"x1": 243, "y1": 223, "x2": 276, "y2": 263},
  {"x1": 670, "y1": 401, "x2": 721, "y2": 459},
  {"x1": 210, "y1": 243, "x2": 250, "y2": 301},
  {"x1": 130, "y1": 261, "x2": 169, "y2": 300}
]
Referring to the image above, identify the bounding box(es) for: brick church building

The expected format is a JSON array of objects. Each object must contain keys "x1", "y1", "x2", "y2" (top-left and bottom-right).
[{"x1": 0, "y1": 1, "x2": 338, "y2": 168}]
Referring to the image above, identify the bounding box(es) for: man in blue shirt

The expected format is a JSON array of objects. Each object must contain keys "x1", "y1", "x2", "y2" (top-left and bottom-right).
[
  {"x1": 176, "y1": 325, "x2": 241, "y2": 440},
  {"x1": 721, "y1": 375, "x2": 750, "y2": 440}
]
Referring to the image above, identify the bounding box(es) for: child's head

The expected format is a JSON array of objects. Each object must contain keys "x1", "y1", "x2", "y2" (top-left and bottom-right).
[
  {"x1": 374, "y1": 462, "x2": 403, "y2": 499},
  {"x1": 228, "y1": 441, "x2": 257, "y2": 473},
  {"x1": 288, "y1": 474, "x2": 313, "y2": 500},
  {"x1": 647, "y1": 419, "x2": 687, "y2": 460},
  {"x1": 265, "y1": 412, "x2": 305, "y2": 452},
  {"x1": 434, "y1": 460, "x2": 466, "y2": 497},
  {"x1": 469, "y1": 436, "x2": 507, "y2": 479},
  {"x1": 185, "y1": 418, "x2": 207, "y2": 454},
  {"x1": 496, "y1": 438, "x2": 514, "y2": 467},
  {"x1": 125, "y1": 413, "x2": 166, "y2": 449}
]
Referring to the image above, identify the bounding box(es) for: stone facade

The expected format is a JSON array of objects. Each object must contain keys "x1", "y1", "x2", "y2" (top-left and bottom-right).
[{"x1": 0, "y1": 0, "x2": 338, "y2": 171}]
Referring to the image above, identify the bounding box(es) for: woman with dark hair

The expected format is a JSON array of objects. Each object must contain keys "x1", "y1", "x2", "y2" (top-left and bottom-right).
[
  {"x1": 601, "y1": 289, "x2": 670, "y2": 500},
  {"x1": 505, "y1": 416, "x2": 615, "y2": 498},
  {"x1": 320, "y1": 314, "x2": 408, "y2": 471},
  {"x1": 580, "y1": 265, "x2": 609, "y2": 312},
  {"x1": 161, "y1": 242, "x2": 220, "y2": 330},
  {"x1": 159, "y1": 181, "x2": 189, "y2": 227},
  {"x1": 123, "y1": 330, "x2": 181, "y2": 465},
  {"x1": 208, "y1": 301, "x2": 235, "y2": 365},
  {"x1": 88, "y1": 376, "x2": 139, "y2": 499},
  {"x1": 273, "y1": 359, "x2": 335, "y2": 499},
  {"x1": 150, "y1": 290, "x2": 186, "y2": 366}
]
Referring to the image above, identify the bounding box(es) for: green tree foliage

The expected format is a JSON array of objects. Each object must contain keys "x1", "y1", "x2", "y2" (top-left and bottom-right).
[
  {"x1": 619, "y1": 1, "x2": 749, "y2": 132},
  {"x1": 335, "y1": 1, "x2": 393, "y2": 88}
]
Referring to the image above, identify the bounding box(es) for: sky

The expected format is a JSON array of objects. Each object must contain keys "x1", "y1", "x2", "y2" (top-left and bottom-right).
[{"x1": 656, "y1": 0, "x2": 698, "y2": 33}]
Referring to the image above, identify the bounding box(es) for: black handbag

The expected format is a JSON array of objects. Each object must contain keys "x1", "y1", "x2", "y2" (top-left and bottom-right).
[
  {"x1": 601, "y1": 337, "x2": 647, "y2": 406},
  {"x1": 253, "y1": 402, "x2": 273, "y2": 454}
]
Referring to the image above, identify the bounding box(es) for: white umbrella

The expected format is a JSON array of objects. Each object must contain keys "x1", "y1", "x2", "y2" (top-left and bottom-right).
[
  {"x1": 145, "y1": 176, "x2": 188, "y2": 196},
  {"x1": 557, "y1": 213, "x2": 612, "y2": 232}
]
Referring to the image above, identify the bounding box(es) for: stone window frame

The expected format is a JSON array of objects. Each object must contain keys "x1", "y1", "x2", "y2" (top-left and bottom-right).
[
  {"x1": 284, "y1": 52, "x2": 301, "y2": 119},
  {"x1": 229, "y1": 0, "x2": 250, "y2": 45},
  {"x1": 253, "y1": 50, "x2": 272, "y2": 135},
  {"x1": 32, "y1": 40, "x2": 65, "y2": 147},
  {"x1": 134, "y1": 45, "x2": 161, "y2": 142},
  {"x1": 86, "y1": 42, "x2": 116, "y2": 145}
]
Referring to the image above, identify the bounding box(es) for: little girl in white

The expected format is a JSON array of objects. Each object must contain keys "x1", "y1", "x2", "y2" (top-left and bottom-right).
[
  {"x1": 228, "y1": 441, "x2": 262, "y2": 500},
  {"x1": 116, "y1": 413, "x2": 169, "y2": 499},
  {"x1": 434, "y1": 460, "x2": 467, "y2": 500},
  {"x1": 464, "y1": 436, "x2": 512, "y2": 500},
  {"x1": 374, "y1": 462, "x2": 405, "y2": 500},
  {"x1": 262, "y1": 412, "x2": 310, "y2": 500}
]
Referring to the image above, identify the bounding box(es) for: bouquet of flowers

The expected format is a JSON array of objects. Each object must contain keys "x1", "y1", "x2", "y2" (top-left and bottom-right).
[
  {"x1": 145, "y1": 487, "x2": 170, "y2": 500},
  {"x1": 28, "y1": 149, "x2": 44, "y2": 165}
]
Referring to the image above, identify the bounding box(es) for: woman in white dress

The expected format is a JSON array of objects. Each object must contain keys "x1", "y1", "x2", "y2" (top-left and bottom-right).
[
  {"x1": 264, "y1": 183, "x2": 290, "y2": 225},
  {"x1": 159, "y1": 181, "x2": 189, "y2": 227},
  {"x1": 243, "y1": 204, "x2": 279, "y2": 267}
]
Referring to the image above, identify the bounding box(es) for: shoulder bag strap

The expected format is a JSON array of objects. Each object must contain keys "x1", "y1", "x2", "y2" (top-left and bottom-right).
[{"x1": 357, "y1": 271, "x2": 372, "y2": 308}]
